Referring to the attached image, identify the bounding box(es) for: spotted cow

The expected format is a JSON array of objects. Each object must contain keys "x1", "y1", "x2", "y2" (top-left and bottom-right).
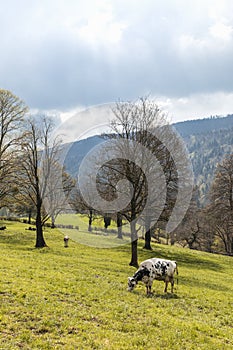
[{"x1": 128, "y1": 258, "x2": 178, "y2": 295}]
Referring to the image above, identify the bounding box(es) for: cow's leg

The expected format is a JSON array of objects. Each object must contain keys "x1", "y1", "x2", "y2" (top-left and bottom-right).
[
  {"x1": 146, "y1": 282, "x2": 153, "y2": 295},
  {"x1": 171, "y1": 278, "x2": 174, "y2": 293},
  {"x1": 146, "y1": 285, "x2": 151, "y2": 295},
  {"x1": 164, "y1": 281, "x2": 168, "y2": 293}
]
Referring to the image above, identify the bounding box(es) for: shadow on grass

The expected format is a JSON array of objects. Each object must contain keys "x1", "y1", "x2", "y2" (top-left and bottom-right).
[
  {"x1": 182, "y1": 275, "x2": 232, "y2": 293},
  {"x1": 150, "y1": 292, "x2": 180, "y2": 300},
  {"x1": 145, "y1": 250, "x2": 222, "y2": 271},
  {"x1": 131, "y1": 289, "x2": 180, "y2": 299},
  {"x1": 0, "y1": 232, "x2": 34, "y2": 246},
  {"x1": 0, "y1": 231, "x2": 50, "y2": 253},
  {"x1": 118, "y1": 243, "x2": 224, "y2": 273}
]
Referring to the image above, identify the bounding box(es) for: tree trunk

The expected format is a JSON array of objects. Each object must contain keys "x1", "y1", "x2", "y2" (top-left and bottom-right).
[
  {"x1": 117, "y1": 213, "x2": 123, "y2": 239},
  {"x1": 88, "y1": 209, "x2": 93, "y2": 232},
  {"x1": 226, "y1": 236, "x2": 233, "y2": 255},
  {"x1": 144, "y1": 228, "x2": 152, "y2": 250},
  {"x1": 51, "y1": 214, "x2": 55, "y2": 228},
  {"x1": 166, "y1": 233, "x2": 170, "y2": 245},
  {"x1": 104, "y1": 216, "x2": 111, "y2": 232},
  {"x1": 129, "y1": 240, "x2": 138, "y2": 267},
  {"x1": 28, "y1": 208, "x2": 32, "y2": 225},
  {"x1": 129, "y1": 220, "x2": 138, "y2": 267},
  {"x1": 170, "y1": 232, "x2": 175, "y2": 245},
  {"x1": 143, "y1": 216, "x2": 152, "y2": 250},
  {"x1": 35, "y1": 206, "x2": 47, "y2": 248}
]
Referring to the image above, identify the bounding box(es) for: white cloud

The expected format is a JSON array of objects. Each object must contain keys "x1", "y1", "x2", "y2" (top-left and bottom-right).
[
  {"x1": 40, "y1": 92, "x2": 233, "y2": 142},
  {"x1": 158, "y1": 92, "x2": 233, "y2": 122},
  {"x1": 77, "y1": 10, "x2": 127, "y2": 46},
  {"x1": 1, "y1": 0, "x2": 233, "y2": 122},
  {"x1": 178, "y1": 20, "x2": 233, "y2": 56},
  {"x1": 59, "y1": 106, "x2": 86, "y2": 123},
  {"x1": 53, "y1": 104, "x2": 114, "y2": 143},
  {"x1": 209, "y1": 21, "x2": 233, "y2": 41}
]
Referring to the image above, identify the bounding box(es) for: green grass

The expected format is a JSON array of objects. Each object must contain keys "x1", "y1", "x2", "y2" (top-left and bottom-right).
[
  {"x1": 56, "y1": 213, "x2": 131, "y2": 232},
  {"x1": 56, "y1": 213, "x2": 90, "y2": 231},
  {"x1": 55, "y1": 213, "x2": 131, "y2": 248},
  {"x1": 0, "y1": 221, "x2": 233, "y2": 349}
]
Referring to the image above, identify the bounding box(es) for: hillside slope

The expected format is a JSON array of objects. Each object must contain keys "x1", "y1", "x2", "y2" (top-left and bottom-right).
[
  {"x1": 62, "y1": 114, "x2": 233, "y2": 203},
  {"x1": 173, "y1": 116, "x2": 233, "y2": 203},
  {"x1": 0, "y1": 222, "x2": 233, "y2": 349},
  {"x1": 174, "y1": 114, "x2": 233, "y2": 137}
]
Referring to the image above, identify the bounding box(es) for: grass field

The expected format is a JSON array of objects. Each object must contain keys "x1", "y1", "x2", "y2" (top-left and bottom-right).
[
  {"x1": 0, "y1": 221, "x2": 233, "y2": 349},
  {"x1": 55, "y1": 213, "x2": 131, "y2": 248}
]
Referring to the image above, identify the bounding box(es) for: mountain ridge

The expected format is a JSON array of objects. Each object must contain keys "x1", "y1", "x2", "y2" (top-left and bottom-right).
[
  {"x1": 62, "y1": 114, "x2": 233, "y2": 205},
  {"x1": 173, "y1": 114, "x2": 233, "y2": 137}
]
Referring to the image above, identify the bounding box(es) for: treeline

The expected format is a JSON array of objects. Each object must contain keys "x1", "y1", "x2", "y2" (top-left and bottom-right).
[
  {"x1": 1, "y1": 88, "x2": 232, "y2": 263},
  {"x1": 174, "y1": 114, "x2": 233, "y2": 137},
  {"x1": 0, "y1": 89, "x2": 75, "y2": 248},
  {"x1": 171, "y1": 118, "x2": 233, "y2": 255},
  {"x1": 65, "y1": 112, "x2": 233, "y2": 257},
  {"x1": 185, "y1": 127, "x2": 233, "y2": 205},
  {"x1": 173, "y1": 154, "x2": 233, "y2": 256}
]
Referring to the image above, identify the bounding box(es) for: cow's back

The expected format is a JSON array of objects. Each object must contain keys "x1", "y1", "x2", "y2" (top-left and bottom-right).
[
  {"x1": 140, "y1": 258, "x2": 177, "y2": 277},
  {"x1": 139, "y1": 258, "x2": 159, "y2": 271}
]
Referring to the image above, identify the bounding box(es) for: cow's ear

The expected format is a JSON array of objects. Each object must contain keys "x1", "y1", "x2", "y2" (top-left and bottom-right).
[{"x1": 128, "y1": 277, "x2": 131, "y2": 282}]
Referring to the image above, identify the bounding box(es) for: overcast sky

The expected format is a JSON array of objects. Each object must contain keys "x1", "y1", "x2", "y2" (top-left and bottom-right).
[{"x1": 1, "y1": 0, "x2": 233, "y2": 124}]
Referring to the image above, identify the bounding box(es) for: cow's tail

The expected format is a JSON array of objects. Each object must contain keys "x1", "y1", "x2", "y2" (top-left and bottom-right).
[
  {"x1": 174, "y1": 261, "x2": 179, "y2": 290},
  {"x1": 174, "y1": 261, "x2": 178, "y2": 289}
]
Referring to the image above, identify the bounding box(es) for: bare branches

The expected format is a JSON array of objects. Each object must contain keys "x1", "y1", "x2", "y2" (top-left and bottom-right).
[
  {"x1": 16, "y1": 115, "x2": 63, "y2": 247},
  {"x1": 0, "y1": 89, "x2": 28, "y2": 204},
  {"x1": 206, "y1": 154, "x2": 233, "y2": 255},
  {"x1": 105, "y1": 97, "x2": 170, "y2": 264}
]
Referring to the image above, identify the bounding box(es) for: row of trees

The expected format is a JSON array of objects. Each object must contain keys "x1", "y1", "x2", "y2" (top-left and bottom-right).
[
  {"x1": 69, "y1": 98, "x2": 233, "y2": 261},
  {"x1": 174, "y1": 154, "x2": 233, "y2": 256},
  {"x1": 186, "y1": 126, "x2": 233, "y2": 206},
  {"x1": 0, "y1": 89, "x2": 74, "y2": 247},
  {"x1": 69, "y1": 98, "x2": 192, "y2": 266},
  {"x1": 0, "y1": 90, "x2": 183, "y2": 267},
  {"x1": 1, "y1": 88, "x2": 232, "y2": 266}
]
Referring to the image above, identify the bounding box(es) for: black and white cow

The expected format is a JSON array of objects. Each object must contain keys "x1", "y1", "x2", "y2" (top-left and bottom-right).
[{"x1": 128, "y1": 258, "x2": 178, "y2": 295}]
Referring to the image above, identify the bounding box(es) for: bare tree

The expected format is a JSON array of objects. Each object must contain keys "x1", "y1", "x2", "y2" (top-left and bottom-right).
[
  {"x1": 74, "y1": 98, "x2": 192, "y2": 263},
  {"x1": 44, "y1": 163, "x2": 75, "y2": 228},
  {"x1": 174, "y1": 195, "x2": 202, "y2": 249},
  {"x1": 199, "y1": 209, "x2": 215, "y2": 253},
  {"x1": 171, "y1": 186, "x2": 216, "y2": 252},
  {"x1": 0, "y1": 89, "x2": 28, "y2": 205},
  {"x1": 106, "y1": 97, "x2": 169, "y2": 266},
  {"x1": 207, "y1": 154, "x2": 233, "y2": 255},
  {"x1": 18, "y1": 116, "x2": 62, "y2": 247},
  {"x1": 116, "y1": 212, "x2": 123, "y2": 239},
  {"x1": 70, "y1": 187, "x2": 98, "y2": 232},
  {"x1": 11, "y1": 193, "x2": 35, "y2": 224}
]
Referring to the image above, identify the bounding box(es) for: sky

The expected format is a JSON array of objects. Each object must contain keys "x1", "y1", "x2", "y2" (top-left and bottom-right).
[{"x1": 1, "y1": 0, "x2": 233, "y2": 124}]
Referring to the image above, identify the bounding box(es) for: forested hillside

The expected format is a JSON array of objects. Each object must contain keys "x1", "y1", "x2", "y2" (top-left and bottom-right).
[
  {"x1": 174, "y1": 114, "x2": 233, "y2": 137},
  {"x1": 63, "y1": 114, "x2": 233, "y2": 206},
  {"x1": 186, "y1": 128, "x2": 233, "y2": 203},
  {"x1": 63, "y1": 135, "x2": 104, "y2": 177},
  {"x1": 173, "y1": 115, "x2": 233, "y2": 204}
]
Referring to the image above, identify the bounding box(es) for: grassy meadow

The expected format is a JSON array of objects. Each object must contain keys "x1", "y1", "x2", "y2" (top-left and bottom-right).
[
  {"x1": 55, "y1": 214, "x2": 131, "y2": 248},
  {"x1": 0, "y1": 220, "x2": 233, "y2": 349}
]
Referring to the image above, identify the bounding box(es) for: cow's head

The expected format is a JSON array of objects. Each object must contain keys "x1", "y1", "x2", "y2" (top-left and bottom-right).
[{"x1": 128, "y1": 277, "x2": 137, "y2": 291}]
